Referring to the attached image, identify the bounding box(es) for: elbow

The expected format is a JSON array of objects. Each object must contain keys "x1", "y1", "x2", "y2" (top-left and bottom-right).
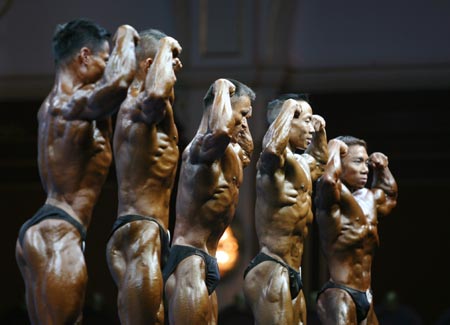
[
  {"x1": 204, "y1": 131, "x2": 231, "y2": 151},
  {"x1": 112, "y1": 67, "x2": 136, "y2": 90},
  {"x1": 213, "y1": 129, "x2": 232, "y2": 144},
  {"x1": 378, "y1": 198, "x2": 398, "y2": 217},
  {"x1": 117, "y1": 75, "x2": 134, "y2": 90},
  {"x1": 259, "y1": 152, "x2": 282, "y2": 171},
  {"x1": 147, "y1": 83, "x2": 175, "y2": 101}
]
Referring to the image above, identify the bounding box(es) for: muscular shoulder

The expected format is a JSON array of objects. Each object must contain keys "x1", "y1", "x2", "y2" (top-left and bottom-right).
[
  {"x1": 39, "y1": 95, "x2": 73, "y2": 127},
  {"x1": 186, "y1": 133, "x2": 231, "y2": 165},
  {"x1": 43, "y1": 90, "x2": 69, "y2": 118}
]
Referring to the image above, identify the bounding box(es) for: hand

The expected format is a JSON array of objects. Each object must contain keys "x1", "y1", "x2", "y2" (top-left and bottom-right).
[
  {"x1": 312, "y1": 114, "x2": 326, "y2": 132},
  {"x1": 328, "y1": 139, "x2": 348, "y2": 156},
  {"x1": 369, "y1": 152, "x2": 388, "y2": 169},
  {"x1": 113, "y1": 25, "x2": 140, "y2": 46},
  {"x1": 281, "y1": 99, "x2": 301, "y2": 118},
  {"x1": 173, "y1": 57, "x2": 183, "y2": 72},
  {"x1": 214, "y1": 79, "x2": 235, "y2": 97},
  {"x1": 161, "y1": 36, "x2": 182, "y2": 58}
]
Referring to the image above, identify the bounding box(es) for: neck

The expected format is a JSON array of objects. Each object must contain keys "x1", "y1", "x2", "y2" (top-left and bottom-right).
[
  {"x1": 55, "y1": 65, "x2": 83, "y2": 94},
  {"x1": 288, "y1": 143, "x2": 301, "y2": 155}
]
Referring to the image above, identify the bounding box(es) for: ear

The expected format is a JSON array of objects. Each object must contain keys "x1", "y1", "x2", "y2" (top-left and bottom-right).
[
  {"x1": 80, "y1": 47, "x2": 91, "y2": 65},
  {"x1": 145, "y1": 57, "x2": 153, "y2": 71}
]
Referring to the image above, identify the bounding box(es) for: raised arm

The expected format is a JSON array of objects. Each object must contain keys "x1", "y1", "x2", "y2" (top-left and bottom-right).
[
  {"x1": 63, "y1": 25, "x2": 139, "y2": 120},
  {"x1": 137, "y1": 36, "x2": 182, "y2": 124},
  {"x1": 369, "y1": 152, "x2": 398, "y2": 216},
  {"x1": 258, "y1": 99, "x2": 300, "y2": 175},
  {"x1": 304, "y1": 114, "x2": 328, "y2": 181},
  {"x1": 191, "y1": 79, "x2": 235, "y2": 164},
  {"x1": 315, "y1": 139, "x2": 347, "y2": 209}
]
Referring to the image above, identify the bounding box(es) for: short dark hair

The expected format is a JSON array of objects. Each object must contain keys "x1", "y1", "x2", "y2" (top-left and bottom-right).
[
  {"x1": 135, "y1": 29, "x2": 167, "y2": 62},
  {"x1": 52, "y1": 18, "x2": 110, "y2": 66},
  {"x1": 266, "y1": 93, "x2": 309, "y2": 124},
  {"x1": 335, "y1": 135, "x2": 367, "y2": 150},
  {"x1": 203, "y1": 79, "x2": 256, "y2": 109}
]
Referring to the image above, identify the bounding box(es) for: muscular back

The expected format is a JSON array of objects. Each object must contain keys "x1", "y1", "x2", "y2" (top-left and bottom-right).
[
  {"x1": 256, "y1": 151, "x2": 313, "y2": 268},
  {"x1": 114, "y1": 95, "x2": 179, "y2": 224},
  {"x1": 38, "y1": 90, "x2": 112, "y2": 227},
  {"x1": 173, "y1": 139, "x2": 243, "y2": 255}
]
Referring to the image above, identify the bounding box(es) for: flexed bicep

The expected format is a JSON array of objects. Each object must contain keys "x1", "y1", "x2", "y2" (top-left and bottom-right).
[
  {"x1": 259, "y1": 99, "x2": 300, "y2": 175},
  {"x1": 191, "y1": 79, "x2": 235, "y2": 164},
  {"x1": 304, "y1": 114, "x2": 328, "y2": 181},
  {"x1": 370, "y1": 152, "x2": 398, "y2": 216},
  {"x1": 315, "y1": 139, "x2": 347, "y2": 208},
  {"x1": 137, "y1": 36, "x2": 182, "y2": 125}
]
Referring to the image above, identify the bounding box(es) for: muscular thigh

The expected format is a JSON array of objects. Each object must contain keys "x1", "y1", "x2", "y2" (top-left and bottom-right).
[
  {"x1": 166, "y1": 255, "x2": 214, "y2": 324},
  {"x1": 110, "y1": 221, "x2": 161, "y2": 258},
  {"x1": 177, "y1": 255, "x2": 206, "y2": 288},
  {"x1": 248, "y1": 262, "x2": 299, "y2": 324},
  {"x1": 107, "y1": 221, "x2": 162, "y2": 279},
  {"x1": 317, "y1": 288, "x2": 358, "y2": 324},
  {"x1": 21, "y1": 223, "x2": 84, "y2": 272},
  {"x1": 245, "y1": 262, "x2": 291, "y2": 305},
  {"x1": 263, "y1": 263, "x2": 290, "y2": 302},
  {"x1": 167, "y1": 254, "x2": 207, "y2": 297}
]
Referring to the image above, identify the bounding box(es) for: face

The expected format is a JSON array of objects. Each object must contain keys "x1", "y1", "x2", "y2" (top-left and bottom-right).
[
  {"x1": 341, "y1": 144, "x2": 369, "y2": 191},
  {"x1": 231, "y1": 95, "x2": 252, "y2": 127},
  {"x1": 84, "y1": 40, "x2": 110, "y2": 83},
  {"x1": 289, "y1": 100, "x2": 314, "y2": 150},
  {"x1": 231, "y1": 95, "x2": 254, "y2": 166}
]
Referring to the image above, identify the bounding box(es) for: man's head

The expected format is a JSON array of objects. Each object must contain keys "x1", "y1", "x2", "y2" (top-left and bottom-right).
[
  {"x1": 52, "y1": 19, "x2": 111, "y2": 80},
  {"x1": 336, "y1": 135, "x2": 369, "y2": 191},
  {"x1": 135, "y1": 29, "x2": 167, "y2": 65},
  {"x1": 203, "y1": 79, "x2": 256, "y2": 166},
  {"x1": 268, "y1": 94, "x2": 314, "y2": 151}
]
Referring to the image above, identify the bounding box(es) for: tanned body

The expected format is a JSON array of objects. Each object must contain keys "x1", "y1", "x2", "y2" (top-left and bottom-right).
[
  {"x1": 243, "y1": 96, "x2": 328, "y2": 324},
  {"x1": 106, "y1": 30, "x2": 182, "y2": 325},
  {"x1": 15, "y1": 20, "x2": 138, "y2": 324},
  {"x1": 315, "y1": 136, "x2": 398, "y2": 325},
  {"x1": 164, "y1": 78, "x2": 255, "y2": 324}
]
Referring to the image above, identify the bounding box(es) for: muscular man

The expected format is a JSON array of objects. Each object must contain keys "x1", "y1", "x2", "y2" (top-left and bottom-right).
[
  {"x1": 243, "y1": 94, "x2": 328, "y2": 324},
  {"x1": 163, "y1": 78, "x2": 255, "y2": 324},
  {"x1": 315, "y1": 136, "x2": 398, "y2": 324},
  {"x1": 15, "y1": 19, "x2": 138, "y2": 324},
  {"x1": 106, "y1": 29, "x2": 182, "y2": 325}
]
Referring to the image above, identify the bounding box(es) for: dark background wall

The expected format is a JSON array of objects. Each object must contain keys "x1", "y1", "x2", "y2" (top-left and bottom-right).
[{"x1": 1, "y1": 0, "x2": 450, "y2": 324}]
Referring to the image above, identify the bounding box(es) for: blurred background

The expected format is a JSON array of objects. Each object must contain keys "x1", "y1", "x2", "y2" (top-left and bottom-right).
[{"x1": 1, "y1": 0, "x2": 450, "y2": 324}]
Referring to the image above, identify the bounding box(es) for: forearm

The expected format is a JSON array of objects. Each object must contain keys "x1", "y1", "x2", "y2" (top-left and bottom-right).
[
  {"x1": 142, "y1": 40, "x2": 177, "y2": 110},
  {"x1": 102, "y1": 25, "x2": 137, "y2": 90},
  {"x1": 372, "y1": 166, "x2": 398, "y2": 214},
  {"x1": 208, "y1": 80, "x2": 233, "y2": 136},
  {"x1": 263, "y1": 103, "x2": 293, "y2": 156},
  {"x1": 305, "y1": 128, "x2": 328, "y2": 181},
  {"x1": 324, "y1": 141, "x2": 342, "y2": 182},
  {"x1": 192, "y1": 80, "x2": 234, "y2": 163},
  {"x1": 305, "y1": 127, "x2": 328, "y2": 165}
]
